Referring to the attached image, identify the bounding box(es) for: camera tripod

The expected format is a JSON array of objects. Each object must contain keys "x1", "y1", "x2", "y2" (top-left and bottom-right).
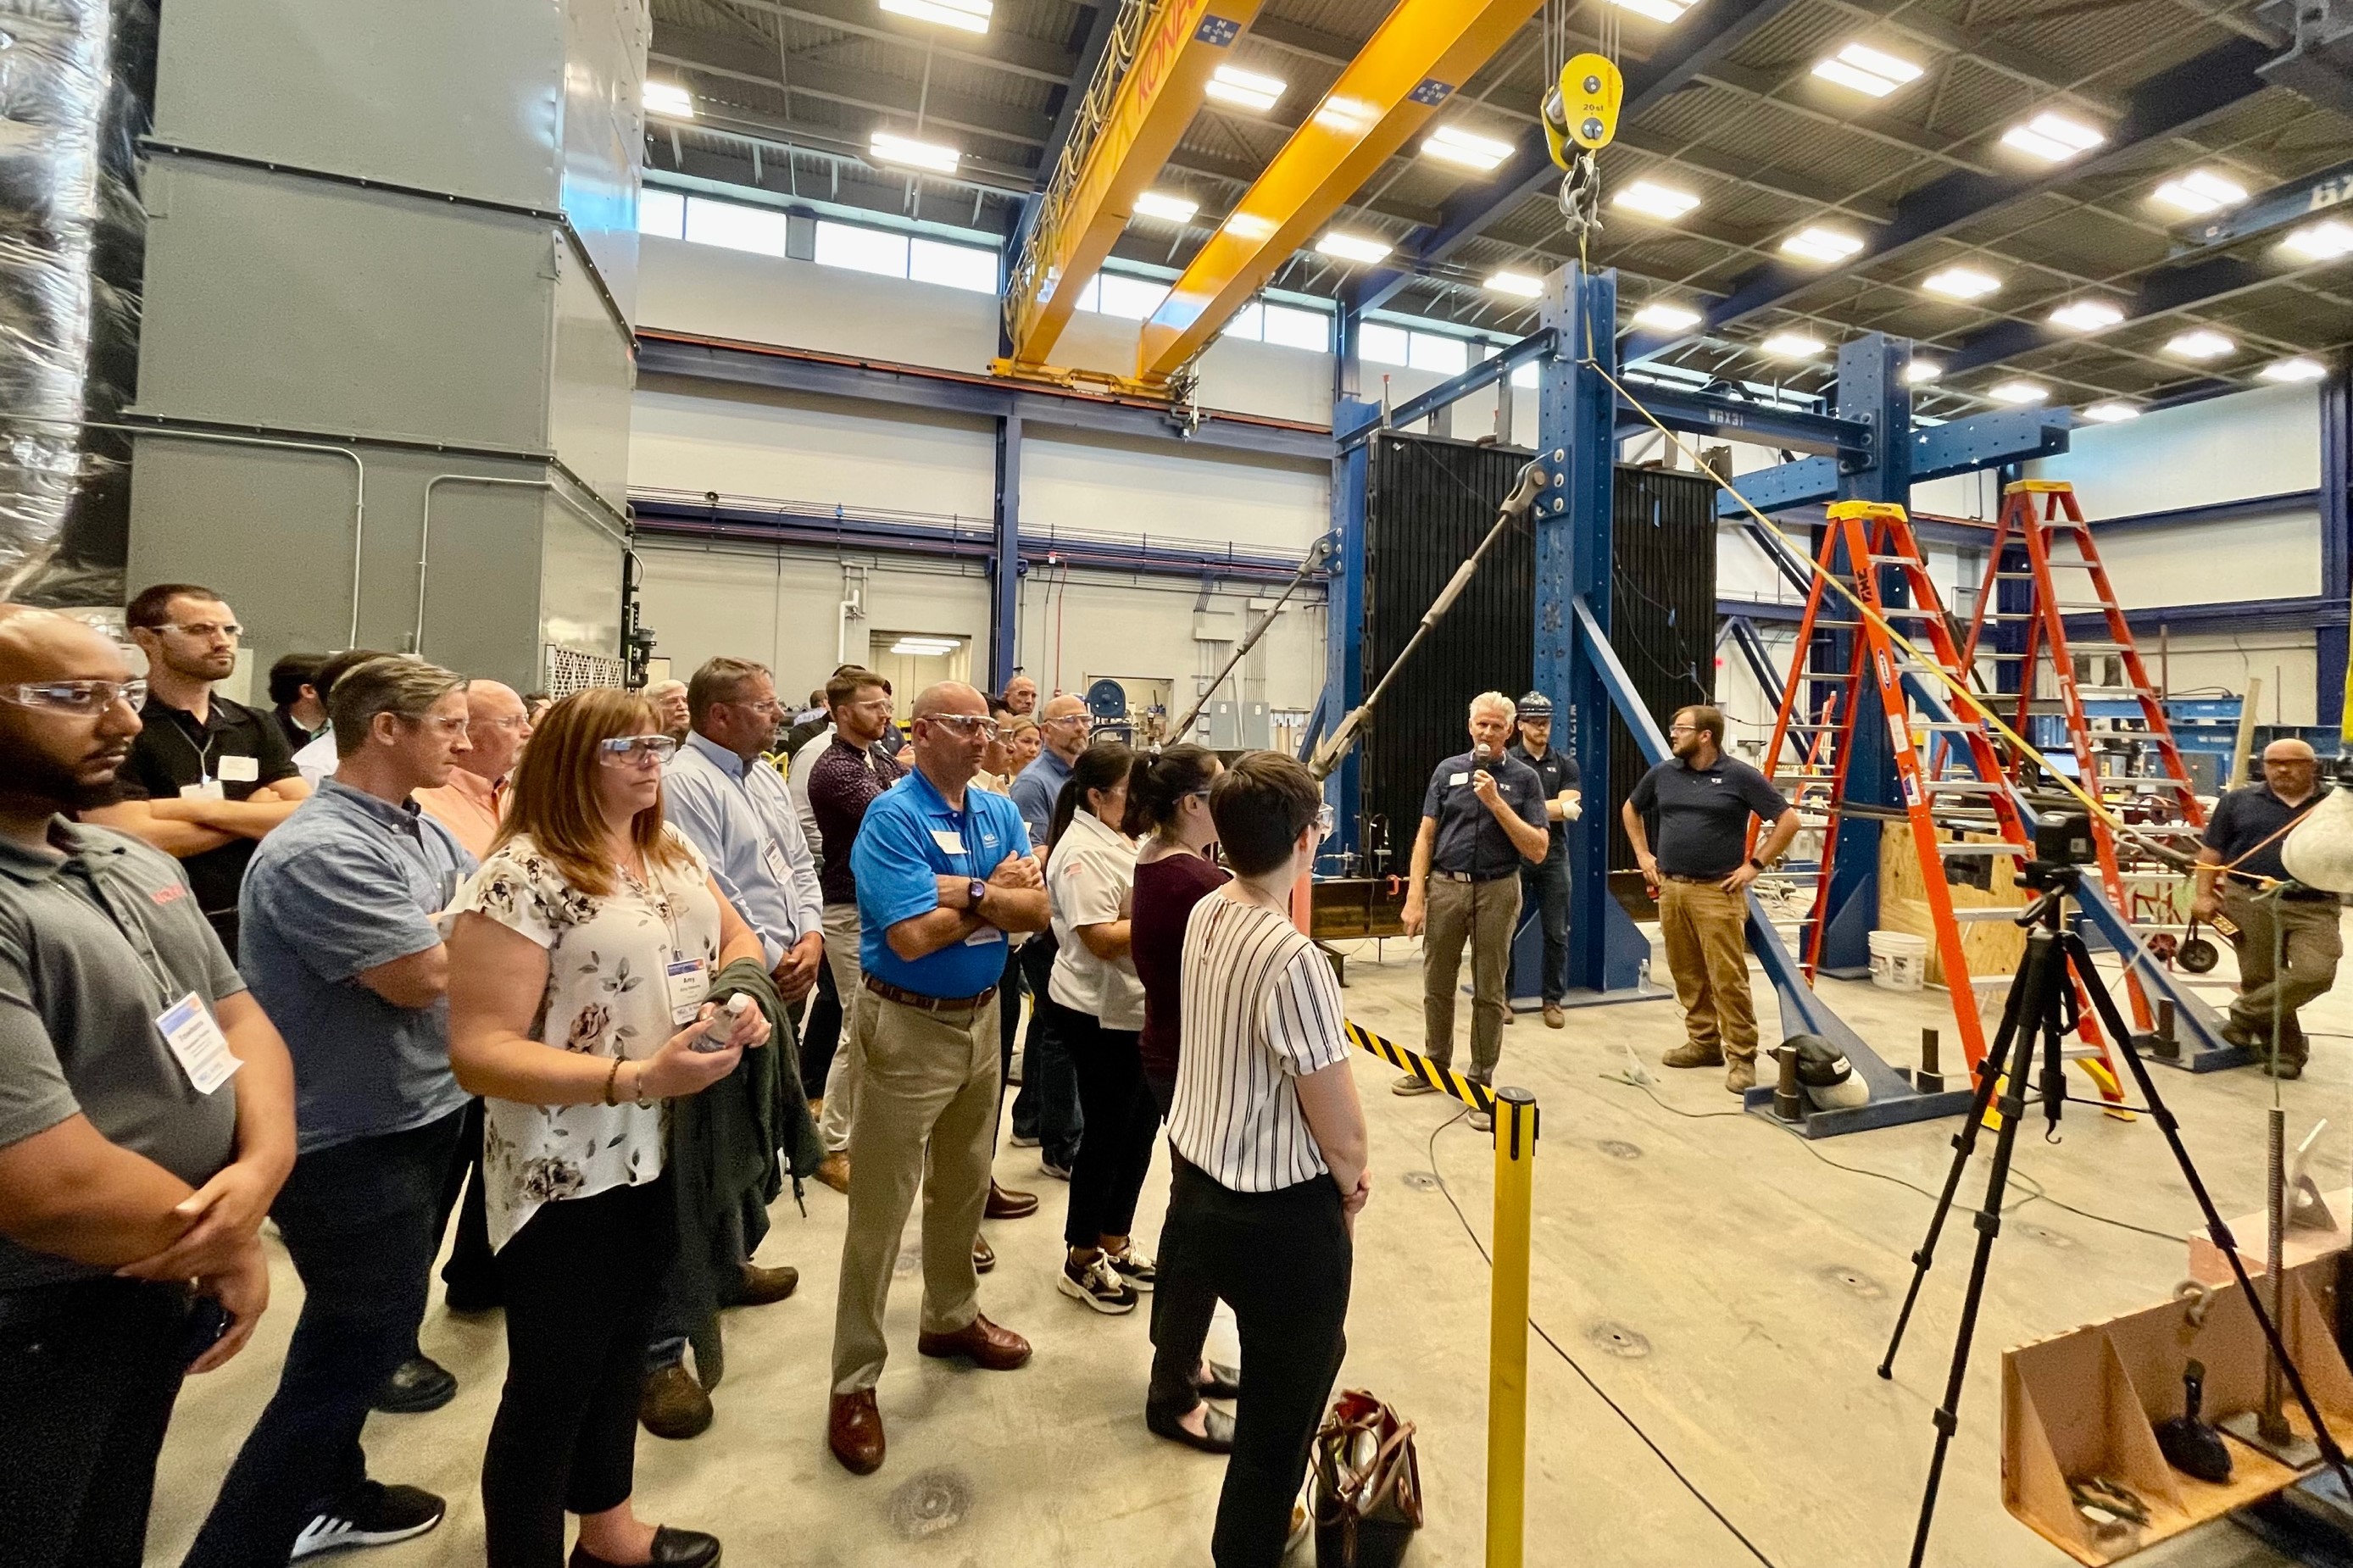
[{"x1": 1875, "y1": 860, "x2": 2353, "y2": 1568}]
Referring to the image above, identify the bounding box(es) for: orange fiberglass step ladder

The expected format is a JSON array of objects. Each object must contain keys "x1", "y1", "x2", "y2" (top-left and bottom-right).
[
  {"x1": 1756, "y1": 498, "x2": 2128, "y2": 1107},
  {"x1": 1954, "y1": 480, "x2": 2210, "y2": 1032}
]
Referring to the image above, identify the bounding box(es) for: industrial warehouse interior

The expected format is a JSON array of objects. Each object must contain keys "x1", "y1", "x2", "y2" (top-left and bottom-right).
[{"x1": 12, "y1": 2, "x2": 2353, "y2": 1568}]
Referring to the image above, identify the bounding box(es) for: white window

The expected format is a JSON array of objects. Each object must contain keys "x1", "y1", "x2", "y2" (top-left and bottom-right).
[
  {"x1": 814, "y1": 220, "x2": 911, "y2": 277},
  {"x1": 638, "y1": 188, "x2": 686, "y2": 240},
  {"x1": 1408, "y1": 331, "x2": 1469, "y2": 374},
  {"x1": 685, "y1": 197, "x2": 792, "y2": 257},
  {"x1": 909, "y1": 236, "x2": 998, "y2": 292},
  {"x1": 1359, "y1": 322, "x2": 1410, "y2": 367},
  {"x1": 1222, "y1": 302, "x2": 1266, "y2": 342},
  {"x1": 1066, "y1": 275, "x2": 1103, "y2": 313},
  {"x1": 1510, "y1": 359, "x2": 1539, "y2": 390},
  {"x1": 1262, "y1": 303, "x2": 1332, "y2": 352},
  {"x1": 1095, "y1": 272, "x2": 1170, "y2": 320}
]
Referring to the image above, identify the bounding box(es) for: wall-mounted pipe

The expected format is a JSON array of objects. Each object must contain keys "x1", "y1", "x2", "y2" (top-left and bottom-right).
[{"x1": 415, "y1": 472, "x2": 626, "y2": 657}]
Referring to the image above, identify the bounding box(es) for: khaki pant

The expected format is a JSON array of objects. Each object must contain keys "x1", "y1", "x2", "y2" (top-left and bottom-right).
[
  {"x1": 818, "y1": 903, "x2": 865, "y2": 1153},
  {"x1": 2223, "y1": 885, "x2": 2343, "y2": 1065},
  {"x1": 1658, "y1": 877, "x2": 1759, "y2": 1062},
  {"x1": 829, "y1": 987, "x2": 1001, "y2": 1394},
  {"x1": 1423, "y1": 874, "x2": 1521, "y2": 1082}
]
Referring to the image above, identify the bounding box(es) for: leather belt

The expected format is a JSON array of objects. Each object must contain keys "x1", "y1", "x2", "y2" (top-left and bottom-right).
[
  {"x1": 864, "y1": 975, "x2": 998, "y2": 1013},
  {"x1": 1432, "y1": 870, "x2": 1514, "y2": 885},
  {"x1": 1661, "y1": 872, "x2": 1736, "y2": 885}
]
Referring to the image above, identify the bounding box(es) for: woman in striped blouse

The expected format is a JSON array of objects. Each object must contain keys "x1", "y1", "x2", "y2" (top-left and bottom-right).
[{"x1": 1156, "y1": 751, "x2": 1370, "y2": 1568}]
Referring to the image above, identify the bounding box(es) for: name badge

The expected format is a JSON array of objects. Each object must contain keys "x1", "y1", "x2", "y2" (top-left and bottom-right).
[
  {"x1": 217, "y1": 754, "x2": 259, "y2": 783},
  {"x1": 760, "y1": 839, "x2": 790, "y2": 883},
  {"x1": 158, "y1": 992, "x2": 241, "y2": 1095},
  {"x1": 181, "y1": 780, "x2": 225, "y2": 802},
  {"x1": 963, "y1": 926, "x2": 1004, "y2": 947},
  {"x1": 931, "y1": 828, "x2": 967, "y2": 856},
  {"x1": 1449, "y1": 772, "x2": 1470, "y2": 787},
  {"x1": 665, "y1": 957, "x2": 709, "y2": 1026}
]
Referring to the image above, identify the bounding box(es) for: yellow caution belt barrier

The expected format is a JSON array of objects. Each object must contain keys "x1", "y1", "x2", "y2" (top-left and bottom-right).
[{"x1": 1344, "y1": 1017, "x2": 1538, "y2": 1568}]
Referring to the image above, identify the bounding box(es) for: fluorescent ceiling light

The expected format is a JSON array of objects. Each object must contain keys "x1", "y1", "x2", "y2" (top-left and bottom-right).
[
  {"x1": 642, "y1": 81, "x2": 694, "y2": 120},
  {"x1": 2164, "y1": 327, "x2": 2234, "y2": 360},
  {"x1": 1315, "y1": 231, "x2": 1393, "y2": 264},
  {"x1": 1761, "y1": 331, "x2": 1824, "y2": 359},
  {"x1": 2151, "y1": 169, "x2": 2247, "y2": 216},
  {"x1": 1904, "y1": 359, "x2": 1943, "y2": 384},
  {"x1": 1782, "y1": 225, "x2": 1864, "y2": 263},
  {"x1": 1484, "y1": 270, "x2": 1544, "y2": 299},
  {"x1": 1132, "y1": 190, "x2": 1199, "y2": 224},
  {"x1": 1811, "y1": 42, "x2": 1923, "y2": 97},
  {"x1": 2048, "y1": 299, "x2": 2125, "y2": 332},
  {"x1": 889, "y1": 637, "x2": 960, "y2": 655},
  {"x1": 2283, "y1": 220, "x2": 2353, "y2": 261},
  {"x1": 1633, "y1": 301, "x2": 1701, "y2": 331},
  {"x1": 1988, "y1": 380, "x2": 2048, "y2": 404},
  {"x1": 2082, "y1": 401, "x2": 2140, "y2": 423},
  {"x1": 1421, "y1": 124, "x2": 1515, "y2": 173},
  {"x1": 1223, "y1": 212, "x2": 1277, "y2": 242},
  {"x1": 869, "y1": 130, "x2": 960, "y2": 174},
  {"x1": 1314, "y1": 96, "x2": 1379, "y2": 135},
  {"x1": 2001, "y1": 111, "x2": 2105, "y2": 164},
  {"x1": 1607, "y1": 0, "x2": 1689, "y2": 19},
  {"x1": 1922, "y1": 265, "x2": 2000, "y2": 300},
  {"x1": 2260, "y1": 356, "x2": 2328, "y2": 383},
  {"x1": 1205, "y1": 65, "x2": 1284, "y2": 112},
  {"x1": 879, "y1": 0, "x2": 992, "y2": 31},
  {"x1": 1613, "y1": 180, "x2": 1700, "y2": 220}
]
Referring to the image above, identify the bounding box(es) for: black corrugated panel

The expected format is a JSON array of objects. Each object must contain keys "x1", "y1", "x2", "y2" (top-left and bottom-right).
[{"x1": 1358, "y1": 433, "x2": 1714, "y2": 875}]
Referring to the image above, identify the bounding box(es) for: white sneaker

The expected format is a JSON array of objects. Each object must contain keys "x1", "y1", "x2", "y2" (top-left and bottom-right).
[{"x1": 1057, "y1": 1254, "x2": 1138, "y2": 1315}]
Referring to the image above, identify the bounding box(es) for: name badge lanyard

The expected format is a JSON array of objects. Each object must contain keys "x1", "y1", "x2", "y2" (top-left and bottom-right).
[
  {"x1": 163, "y1": 708, "x2": 223, "y2": 787},
  {"x1": 622, "y1": 859, "x2": 709, "y2": 1025},
  {"x1": 70, "y1": 864, "x2": 188, "y2": 1009}
]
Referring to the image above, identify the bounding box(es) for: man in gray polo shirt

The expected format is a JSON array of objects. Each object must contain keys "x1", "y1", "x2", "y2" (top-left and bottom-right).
[
  {"x1": 0, "y1": 607, "x2": 297, "y2": 1568},
  {"x1": 186, "y1": 656, "x2": 476, "y2": 1567}
]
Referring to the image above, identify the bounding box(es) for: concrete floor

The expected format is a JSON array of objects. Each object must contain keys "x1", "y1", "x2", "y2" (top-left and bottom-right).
[{"x1": 142, "y1": 925, "x2": 2350, "y2": 1568}]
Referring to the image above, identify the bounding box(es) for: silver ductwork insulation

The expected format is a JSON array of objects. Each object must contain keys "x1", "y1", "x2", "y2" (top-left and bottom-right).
[{"x1": 0, "y1": 0, "x2": 152, "y2": 605}]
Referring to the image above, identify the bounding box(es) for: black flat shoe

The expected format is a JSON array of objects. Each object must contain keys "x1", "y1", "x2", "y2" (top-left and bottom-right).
[
  {"x1": 568, "y1": 1525, "x2": 720, "y2": 1568},
  {"x1": 371, "y1": 1355, "x2": 457, "y2": 1415},
  {"x1": 1147, "y1": 1404, "x2": 1236, "y2": 1454},
  {"x1": 1195, "y1": 1359, "x2": 1242, "y2": 1400}
]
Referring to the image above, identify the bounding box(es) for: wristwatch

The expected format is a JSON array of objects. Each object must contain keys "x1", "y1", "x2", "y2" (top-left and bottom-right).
[
  {"x1": 1748, "y1": 856, "x2": 1769, "y2": 872},
  {"x1": 967, "y1": 877, "x2": 989, "y2": 910}
]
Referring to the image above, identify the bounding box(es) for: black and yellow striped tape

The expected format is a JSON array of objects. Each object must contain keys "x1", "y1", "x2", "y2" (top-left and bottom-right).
[{"x1": 1343, "y1": 1020, "x2": 1496, "y2": 1114}]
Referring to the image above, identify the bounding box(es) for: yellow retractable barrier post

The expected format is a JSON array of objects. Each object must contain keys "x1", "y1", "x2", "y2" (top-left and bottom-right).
[{"x1": 1343, "y1": 1021, "x2": 1538, "y2": 1568}]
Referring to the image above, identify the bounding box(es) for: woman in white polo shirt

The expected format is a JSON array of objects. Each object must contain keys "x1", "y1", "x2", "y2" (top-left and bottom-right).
[{"x1": 1042, "y1": 740, "x2": 1157, "y2": 1315}]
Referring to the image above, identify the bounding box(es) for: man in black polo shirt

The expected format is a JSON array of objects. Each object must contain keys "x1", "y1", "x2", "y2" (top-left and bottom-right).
[
  {"x1": 87, "y1": 584, "x2": 309, "y2": 958},
  {"x1": 1508, "y1": 692, "x2": 1582, "y2": 1029},
  {"x1": 1622, "y1": 703, "x2": 1800, "y2": 1093},
  {"x1": 1398, "y1": 692, "x2": 1549, "y2": 1126},
  {"x1": 2194, "y1": 738, "x2": 2340, "y2": 1077}
]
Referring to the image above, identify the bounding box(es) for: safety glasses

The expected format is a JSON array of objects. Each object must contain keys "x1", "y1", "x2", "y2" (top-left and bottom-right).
[
  {"x1": 598, "y1": 733, "x2": 678, "y2": 766},
  {"x1": 0, "y1": 679, "x2": 147, "y2": 716},
  {"x1": 926, "y1": 713, "x2": 1001, "y2": 742}
]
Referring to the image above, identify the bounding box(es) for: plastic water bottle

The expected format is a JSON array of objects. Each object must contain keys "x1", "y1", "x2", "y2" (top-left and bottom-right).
[{"x1": 693, "y1": 993, "x2": 754, "y2": 1052}]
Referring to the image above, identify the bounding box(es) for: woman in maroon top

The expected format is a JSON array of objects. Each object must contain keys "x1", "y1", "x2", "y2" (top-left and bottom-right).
[{"x1": 1124, "y1": 744, "x2": 1241, "y2": 1451}]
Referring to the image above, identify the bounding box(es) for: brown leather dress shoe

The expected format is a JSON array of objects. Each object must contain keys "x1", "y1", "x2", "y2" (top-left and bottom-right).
[
  {"x1": 640, "y1": 1362, "x2": 714, "y2": 1441},
  {"x1": 815, "y1": 1153, "x2": 851, "y2": 1194},
  {"x1": 828, "y1": 1389, "x2": 885, "y2": 1475},
  {"x1": 972, "y1": 1234, "x2": 995, "y2": 1273},
  {"x1": 735, "y1": 1262, "x2": 799, "y2": 1305},
  {"x1": 916, "y1": 1313, "x2": 1032, "y2": 1371},
  {"x1": 985, "y1": 1181, "x2": 1038, "y2": 1220}
]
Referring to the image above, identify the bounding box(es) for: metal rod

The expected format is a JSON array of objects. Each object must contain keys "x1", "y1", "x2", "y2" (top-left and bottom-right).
[
  {"x1": 1168, "y1": 535, "x2": 1331, "y2": 739},
  {"x1": 2262, "y1": 1103, "x2": 2290, "y2": 1441}
]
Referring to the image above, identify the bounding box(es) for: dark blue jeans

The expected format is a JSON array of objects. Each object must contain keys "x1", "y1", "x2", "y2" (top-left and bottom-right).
[
  {"x1": 1010, "y1": 932, "x2": 1082, "y2": 1165},
  {"x1": 1521, "y1": 854, "x2": 1570, "y2": 1005},
  {"x1": 184, "y1": 1108, "x2": 465, "y2": 1568}
]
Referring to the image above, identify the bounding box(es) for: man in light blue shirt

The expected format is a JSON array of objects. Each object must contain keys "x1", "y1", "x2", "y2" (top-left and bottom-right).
[{"x1": 642, "y1": 657, "x2": 819, "y2": 1439}]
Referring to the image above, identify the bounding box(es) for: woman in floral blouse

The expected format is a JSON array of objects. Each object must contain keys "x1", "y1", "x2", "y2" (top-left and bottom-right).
[{"x1": 448, "y1": 687, "x2": 769, "y2": 1568}]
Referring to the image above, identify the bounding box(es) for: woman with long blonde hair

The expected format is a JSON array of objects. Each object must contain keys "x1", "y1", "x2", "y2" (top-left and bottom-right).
[{"x1": 448, "y1": 688, "x2": 770, "y2": 1568}]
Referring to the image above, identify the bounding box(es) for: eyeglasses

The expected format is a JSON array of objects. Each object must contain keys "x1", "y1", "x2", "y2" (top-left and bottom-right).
[
  {"x1": 476, "y1": 714, "x2": 530, "y2": 733},
  {"x1": 1042, "y1": 713, "x2": 1092, "y2": 730},
  {"x1": 0, "y1": 678, "x2": 146, "y2": 716},
  {"x1": 405, "y1": 714, "x2": 472, "y2": 737},
  {"x1": 843, "y1": 698, "x2": 894, "y2": 715},
  {"x1": 926, "y1": 714, "x2": 1000, "y2": 741},
  {"x1": 1667, "y1": 724, "x2": 1699, "y2": 736},
  {"x1": 159, "y1": 621, "x2": 241, "y2": 642},
  {"x1": 598, "y1": 734, "x2": 678, "y2": 765},
  {"x1": 1315, "y1": 803, "x2": 1336, "y2": 840}
]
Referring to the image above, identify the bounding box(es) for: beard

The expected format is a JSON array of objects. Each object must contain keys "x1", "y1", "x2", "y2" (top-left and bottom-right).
[{"x1": 5, "y1": 748, "x2": 129, "y2": 814}]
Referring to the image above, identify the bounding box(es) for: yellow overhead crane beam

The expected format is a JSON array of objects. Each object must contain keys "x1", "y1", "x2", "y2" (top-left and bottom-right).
[
  {"x1": 996, "y1": 0, "x2": 1266, "y2": 376},
  {"x1": 1135, "y1": 0, "x2": 1545, "y2": 386}
]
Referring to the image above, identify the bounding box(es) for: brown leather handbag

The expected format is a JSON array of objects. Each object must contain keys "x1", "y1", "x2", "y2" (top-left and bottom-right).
[{"x1": 1312, "y1": 1388, "x2": 1423, "y2": 1568}]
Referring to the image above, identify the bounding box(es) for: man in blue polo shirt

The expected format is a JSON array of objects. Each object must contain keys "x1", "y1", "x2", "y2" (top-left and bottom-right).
[{"x1": 826, "y1": 681, "x2": 1049, "y2": 1478}]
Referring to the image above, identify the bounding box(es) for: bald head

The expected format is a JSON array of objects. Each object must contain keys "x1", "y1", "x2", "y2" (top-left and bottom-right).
[
  {"x1": 1039, "y1": 692, "x2": 1089, "y2": 763},
  {"x1": 913, "y1": 681, "x2": 985, "y2": 720},
  {"x1": 909, "y1": 681, "x2": 990, "y2": 791},
  {"x1": 647, "y1": 678, "x2": 689, "y2": 741},
  {"x1": 0, "y1": 605, "x2": 112, "y2": 677},
  {"x1": 0, "y1": 606, "x2": 145, "y2": 817},
  {"x1": 2261, "y1": 737, "x2": 2321, "y2": 802},
  {"x1": 2265, "y1": 739, "x2": 2317, "y2": 765},
  {"x1": 462, "y1": 680, "x2": 530, "y2": 782}
]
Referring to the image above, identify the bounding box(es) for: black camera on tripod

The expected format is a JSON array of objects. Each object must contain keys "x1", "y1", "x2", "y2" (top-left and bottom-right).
[{"x1": 2018, "y1": 810, "x2": 2095, "y2": 891}]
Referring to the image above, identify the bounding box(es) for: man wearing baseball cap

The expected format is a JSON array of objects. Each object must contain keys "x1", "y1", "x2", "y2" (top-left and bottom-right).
[{"x1": 1508, "y1": 692, "x2": 1581, "y2": 1028}]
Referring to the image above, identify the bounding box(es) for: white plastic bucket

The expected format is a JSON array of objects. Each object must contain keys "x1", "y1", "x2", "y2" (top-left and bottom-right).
[{"x1": 1868, "y1": 929, "x2": 1929, "y2": 993}]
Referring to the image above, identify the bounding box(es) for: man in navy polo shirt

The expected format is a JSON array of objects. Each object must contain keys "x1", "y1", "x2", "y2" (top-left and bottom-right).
[{"x1": 826, "y1": 681, "x2": 1049, "y2": 1477}]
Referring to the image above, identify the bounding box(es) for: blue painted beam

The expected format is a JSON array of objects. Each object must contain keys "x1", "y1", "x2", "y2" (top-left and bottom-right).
[
  {"x1": 2175, "y1": 153, "x2": 2353, "y2": 255},
  {"x1": 2322, "y1": 368, "x2": 2351, "y2": 731},
  {"x1": 635, "y1": 331, "x2": 1334, "y2": 463},
  {"x1": 991, "y1": 414, "x2": 1023, "y2": 691},
  {"x1": 1938, "y1": 249, "x2": 2285, "y2": 381},
  {"x1": 1712, "y1": 408, "x2": 2072, "y2": 517},
  {"x1": 1375, "y1": 328, "x2": 1552, "y2": 436},
  {"x1": 1344, "y1": 0, "x2": 1805, "y2": 316},
  {"x1": 1622, "y1": 36, "x2": 2277, "y2": 364}
]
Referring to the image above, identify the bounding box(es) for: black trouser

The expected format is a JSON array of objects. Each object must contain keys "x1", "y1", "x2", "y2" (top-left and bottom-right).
[
  {"x1": 435, "y1": 1097, "x2": 500, "y2": 1312},
  {"x1": 1521, "y1": 853, "x2": 1570, "y2": 1006},
  {"x1": 1051, "y1": 998, "x2": 1159, "y2": 1251},
  {"x1": 1011, "y1": 933, "x2": 1082, "y2": 1163},
  {"x1": 801, "y1": 955, "x2": 843, "y2": 1101},
  {"x1": 186, "y1": 1108, "x2": 466, "y2": 1568},
  {"x1": 1150, "y1": 1159, "x2": 1351, "y2": 1568},
  {"x1": 485, "y1": 1176, "x2": 676, "y2": 1568},
  {"x1": 994, "y1": 938, "x2": 1025, "y2": 1153},
  {"x1": 0, "y1": 1277, "x2": 200, "y2": 1568}
]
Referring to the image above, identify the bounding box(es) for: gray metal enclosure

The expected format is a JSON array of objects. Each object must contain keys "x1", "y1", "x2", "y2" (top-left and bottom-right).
[{"x1": 125, "y1": 0, "x2": 647, "y2": 690}]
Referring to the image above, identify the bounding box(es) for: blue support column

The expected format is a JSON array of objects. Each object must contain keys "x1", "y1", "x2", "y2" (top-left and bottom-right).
[
  {"x1": 1321, "y1": 399, "x2": 1377, "y2": 870},
  {"x1": 989, "y1": 414, "x2": 1023, "y2": 694},
  {"x1": 1812, "y1": 335, "x2": 1915, "y2": 976},
  {"x1": 2320, "y1": 367, "x2": 2350, "y2": 737}
]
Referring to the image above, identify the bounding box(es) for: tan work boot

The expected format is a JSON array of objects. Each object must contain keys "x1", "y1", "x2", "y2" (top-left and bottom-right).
[
  {"x1": 640, "y1": 1361, "x2": 713, "y2": 1440},
  {"x1": 1725, "y1": 1058, "x2": 1757, "y2": 1094},
  {"x1": 815, "y1": 1152, "x2": 851, "y2": 1193},
  {"x1": 1542, "y1": 1004, "x2": 1566, "y2": 1029},
  {"x1": 1661, "y1": 1042, "x2": 1724, "y2": 1070}
]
